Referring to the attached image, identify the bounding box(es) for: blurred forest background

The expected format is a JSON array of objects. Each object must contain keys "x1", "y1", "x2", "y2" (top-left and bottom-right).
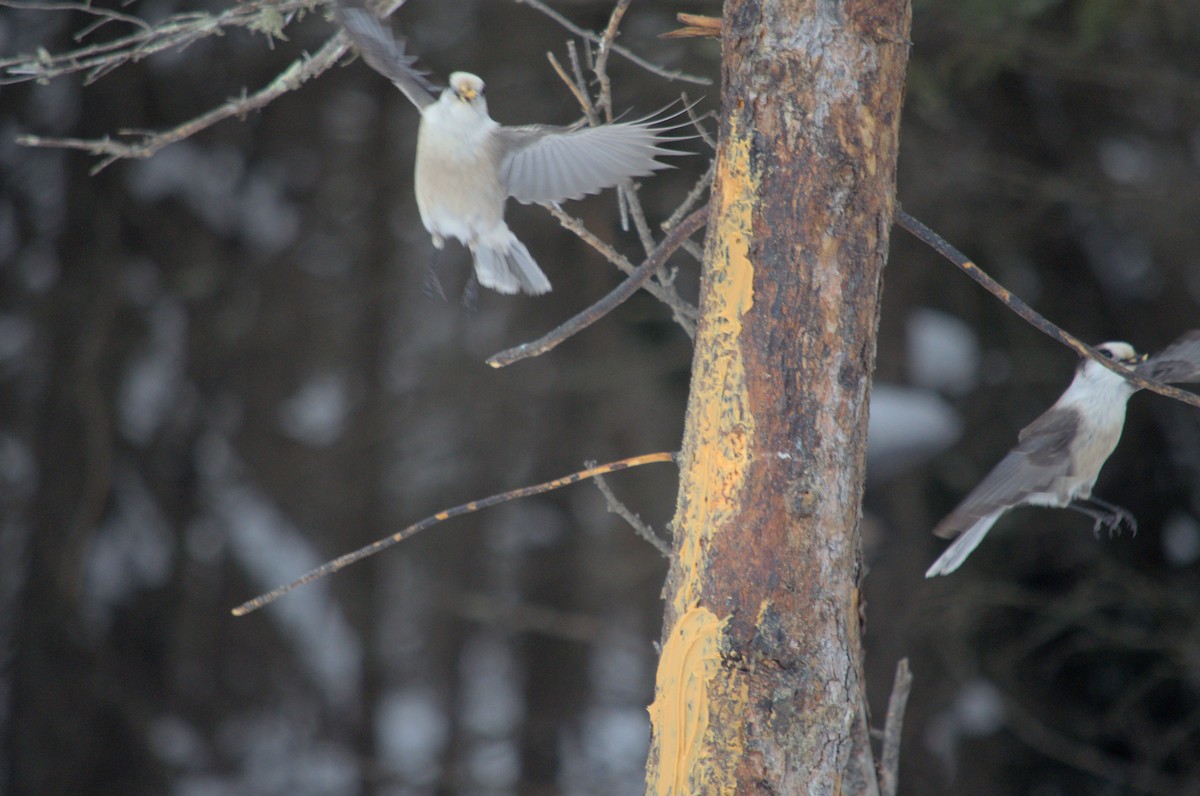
[{"x1": 3, "y1": 0, "x2": 1200, "y2": 793}]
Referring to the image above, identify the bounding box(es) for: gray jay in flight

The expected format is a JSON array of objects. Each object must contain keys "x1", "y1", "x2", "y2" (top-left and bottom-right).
[
  {"x1": 927, "y1": 332, "x2": 1200, "y2": 577},
  {"x1": 334, "y1": 1, "x2": 686, "y2": 298}
]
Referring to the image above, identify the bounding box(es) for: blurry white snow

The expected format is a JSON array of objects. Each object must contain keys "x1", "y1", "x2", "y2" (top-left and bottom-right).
[
  {"x1": 459, "y1": 632, "x2": 523, "y2": 791},
  {"x1": 149, "y1": 715, "x2": 209, "y2": 770},
  {"x1": 1097, "y1": 136, "x2": 1157, "y2": 185},
  {"x1": 925, "y1": 678, "x2": 1006, "y2": 780},
  {"x1": 866, "y1": 385, "x2": 963, "y2": 484},
  {"x1": 15, "y1": 242, "x2": 61, "y2": 293},
  {"x1": 1162, "y1": 512, "x2": 1200, "y2": 567},
  {"x1": 1073, "y1": 212, "x2": 1162, "y2": 300},
  {"x1": 906, "y1": 308, "x2": 980, "y2": 396},
  {"x1": 0, "y1": 314, "x2": 32, "y2": 367},
  {"x1": 0, "y1": 198, "x2": 17, "y2": 263},
  {"x1": 321, "y1": 89, "x2": 379, "y2": 146},
  {"x1": 277, "y1": 372, "x2": 349, "y2": 448},
  {"x1": 464, "y1": 740, "x2": 521, "y2": 792},
  {"x1": 0, "y1": 432, "x2": 36, "y2": 500},
  {"x1": 126, "y1": 142, "x2": 299, "y2": 254},
  {"x1": 577, "y1": 707, "x2": 649, "y2": 778},
  {"x1": 559, "y1": 624, "x2": 651, "y2": 795},
  {"x1": 486, "y1": 501, "x2": 566, "y2": 553},
  {"x1": 459, "y1": 633, "x2": 523, "y2": 737},
  {"x1": 82, "y1": 467, "x2": 175, "y2": 630},
  {"x1": 199, "y1": 433, "x2": 361, "y2": 708},
  {"x1": 189, "y1": 710, "x2": 361, "y2": 796},
  {"x1": 119, "y1": 294, "x2": 188, "y2": 446},
  {"x1": 376, "y1": 687, "x2": 448, "y2": 787}
]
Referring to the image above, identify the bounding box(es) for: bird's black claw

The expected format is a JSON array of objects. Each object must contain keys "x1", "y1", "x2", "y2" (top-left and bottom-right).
[
  {"x1": 422, "y1": 267, "x2": 447, "y2": 301},
  {"x1": 461, "y1": 273, "x2": 479, "y2": 312}
]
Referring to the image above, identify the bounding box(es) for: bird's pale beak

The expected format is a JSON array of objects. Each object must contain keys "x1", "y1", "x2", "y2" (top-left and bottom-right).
[{"x1": 458, "y1": 88, "x2": 477, "y2": 101}]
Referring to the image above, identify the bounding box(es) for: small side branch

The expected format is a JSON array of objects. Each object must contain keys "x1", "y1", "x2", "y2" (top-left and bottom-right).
[
  {"x1": 878, "y1": 658, "x2": 913, "y2": 796},
  {"x1": 513, "y1": 0, "x2": 711, "y2": 85},
  {"x1": 591, "y1": 465, "x2": 671, "y2": 557},
  {"x1": 231, "y1": 451, "x2": 678, "y2": 616},
  {"x1": 487, "y1": 205, "x2": 708, "y2": 368},
  {"x1": 895, "y1": 207, "x2": 1200, "y2": 410}
]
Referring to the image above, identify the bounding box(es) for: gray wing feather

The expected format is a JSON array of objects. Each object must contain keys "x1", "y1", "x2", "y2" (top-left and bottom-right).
[
  {"x1": 496, "y1": 116, "x2": 685, "y2": 205},
  {"x1": 335, "y1": 2, "x2": 437, "y2": 111},
  {"x1": 1137, "y1": 330, "x2": 1200, "y2": 384},
  {"x1": 932, "y1": 408, "x2": 1078, "y2": 540}
]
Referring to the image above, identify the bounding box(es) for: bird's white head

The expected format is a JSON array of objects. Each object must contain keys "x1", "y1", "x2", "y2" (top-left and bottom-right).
[
  {"x1": 1075, "y1": 341, "x2": 1142, "y2": 390},
  {"x1": 443, "y1": 72, "x2": 487, "y2": 111}
]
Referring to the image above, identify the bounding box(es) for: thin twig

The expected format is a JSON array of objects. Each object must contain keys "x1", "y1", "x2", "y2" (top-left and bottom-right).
[
  {"x1": 546, "y1": 51, "x2": 593, "y2": 117},
  {"x1": 895, "y1": 207, "x2": 1200, "y2": 410},
  {"x1": 513, "y1": 0, "x2": 710, "y2": 85},
  {"x1": 565, "y1": 41, "x2": 596, "y2": 124},
  {"x1": 878, "y1": 658, "x2": 912, "y2": 796},
  {"x1": 544, "y1": 204, "x2": 699, "y2": 326},
  {"x1": 19, "y1": 31, "x2": 349, "y2": 173},
  {"x1": 487, "y1": 205, "x2": 707, "y2": 368},
  {"x1": 593, "y1": 0, "x2": 631, "y2": 121},
  {"x1": 232, "y1": 452, "x2": 678, "y2": 616},
  {"x1": 0, "y1": 1, "x2": 316, "y2": 86},
  {"x1": 682, "y1": 92, "x2": 718, "y2": 150},
  {"x1": 663, "y1": 157, "x2": 716, "y2": 232},
  {"x1": 591, "y1": 464, "x2": 671, "y2": 557}
]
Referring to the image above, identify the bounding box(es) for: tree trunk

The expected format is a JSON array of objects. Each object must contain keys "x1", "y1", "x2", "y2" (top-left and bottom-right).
[{"x1": 645, "y1": 1, "x2": 911, "y2": 793}]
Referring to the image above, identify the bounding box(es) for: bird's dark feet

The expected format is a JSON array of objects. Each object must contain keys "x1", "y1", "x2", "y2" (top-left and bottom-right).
[
  {"x1": 1075, "y1": 498, "x2": 1137, "y2": 539},
  {"x1": 1111, "y1": 506, "x2": 1138, "y2": 538},
  {"x1": 460, "y1": 273, "x2": 479, "y2": 312},
  {"x1": 422, "y1": 266, "x2": 447, "y2": 301},
  {"x1": 422, "y1": 249, "x2": 447, "y2": 301},
  {"x1": 1091, "y1": 496, "x2": 1137, "y2": 538}
]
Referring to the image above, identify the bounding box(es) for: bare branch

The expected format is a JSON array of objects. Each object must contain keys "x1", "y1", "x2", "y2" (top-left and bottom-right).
[
  {"x1": 487, "y1": 205, "x2": 707, "y2": 368},
  {"x1": 18, "y1": 31, "x2": 348, "y2": 173},
  {"x1": 513, "y1": 0, "x2": 711, "y2": 85},
  {"x1": 0, "y1": 1, "x2": 317, "y2": 86},
  {"x1": 545, "y1": 51, "x2": 593, "y2": 119},
  {"x1": 591, "y1": 464, "x2": 671, "y2": 557},
  {"x1": 896, "y1": 208, "x2": 1200, "y2": 410},
  {"x1": 878, "y1": 658, "x2": 912, "y2": 796},
  {"x1": 232, "y1": 452, "x2": 678, "y2": 616},
  {"x1": 593, "y1": 0, "x2": 631, "y2": 120}
]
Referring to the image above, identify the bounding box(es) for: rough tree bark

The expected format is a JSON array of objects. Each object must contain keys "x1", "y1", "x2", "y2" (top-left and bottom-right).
[{"x1": 646, "y1": 1, "x2": 911, "y2": 794}]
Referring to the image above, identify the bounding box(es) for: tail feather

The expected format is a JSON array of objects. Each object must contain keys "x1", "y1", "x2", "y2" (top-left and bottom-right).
[
  {"x1": 925, "y1": 510, "x2": 1005, "y2": 578},
  {"x1": 472, "y1": 237, "x2": 552, "y2": 295}
]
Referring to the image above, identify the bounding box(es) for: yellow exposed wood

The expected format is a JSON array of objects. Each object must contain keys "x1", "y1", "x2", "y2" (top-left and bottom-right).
[
  {"x1": 647, "y1": 116, "x2": 758, "y2": 796},
  {"x1": 671, "y1": 116, "x2": 758, "y2": 616},
  {"x1": 647, "y1": 606, "x2": 746, "y2": 795}
]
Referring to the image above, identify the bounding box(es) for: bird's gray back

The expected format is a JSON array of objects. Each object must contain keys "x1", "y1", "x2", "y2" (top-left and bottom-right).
[{"x1": 932, "y1": 407, "x2": 1078, "y2": 539}]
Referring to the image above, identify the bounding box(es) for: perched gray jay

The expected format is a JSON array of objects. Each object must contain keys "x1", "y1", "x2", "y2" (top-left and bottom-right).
[
  {"x1": 927, "y1": 332, "x2": 1200, "y2": 577},
  {"x1": 335, "y1": 1, "x2": 685, "y2": 297}
]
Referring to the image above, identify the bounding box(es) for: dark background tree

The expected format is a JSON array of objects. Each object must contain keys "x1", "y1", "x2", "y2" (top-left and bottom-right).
[{"x1": 2, "y1": 1, "x2": 1200, "y2": 794}]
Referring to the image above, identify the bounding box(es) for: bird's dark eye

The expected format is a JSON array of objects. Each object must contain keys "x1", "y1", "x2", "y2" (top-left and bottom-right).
[{"x1": 1099, "y1": 347, "x2": 1115, "y2": 359}]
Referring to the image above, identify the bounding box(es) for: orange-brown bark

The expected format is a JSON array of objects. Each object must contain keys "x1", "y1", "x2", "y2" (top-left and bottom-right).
[{"x1": 646, "y1": 1, "x2": 911, "y2": 793}]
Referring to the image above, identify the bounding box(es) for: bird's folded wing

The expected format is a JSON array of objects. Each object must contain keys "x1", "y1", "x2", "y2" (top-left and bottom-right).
[
  {"x1": 496, "y1": 115, "x2": 686, "y2": 205},
  {"x1": 933, "y1": 409, "x2": 1077, "y2": 540},
  {"x1": 336, "y1": 2, "x2": 438, "y2": 111},
  {"x1": 1137, "y1": 329, "x2": 1200, "y2": 384}
]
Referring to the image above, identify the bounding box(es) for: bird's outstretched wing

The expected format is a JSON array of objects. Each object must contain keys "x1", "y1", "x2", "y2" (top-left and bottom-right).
[
  {"x1": 495, "y1": 108, "x2": 690, "y2": 205},
  {"x1": 1137, "y1": 330, "x2": 1200, "y2": 384},
  {"x1": 335, "y1": 1, "x2": 438, "y2": 111},
  {"x1": 932, "y1": 407, "x2": 1078, "y2": 540}
]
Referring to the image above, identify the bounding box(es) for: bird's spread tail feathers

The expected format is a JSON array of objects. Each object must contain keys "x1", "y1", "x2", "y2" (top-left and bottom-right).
[
  {"x1": 471, "y1": 236, "x2": 551, "y2": 295},
  {"x1": 925, "y1": 510, "x2": 1005, "y2": 577}
]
